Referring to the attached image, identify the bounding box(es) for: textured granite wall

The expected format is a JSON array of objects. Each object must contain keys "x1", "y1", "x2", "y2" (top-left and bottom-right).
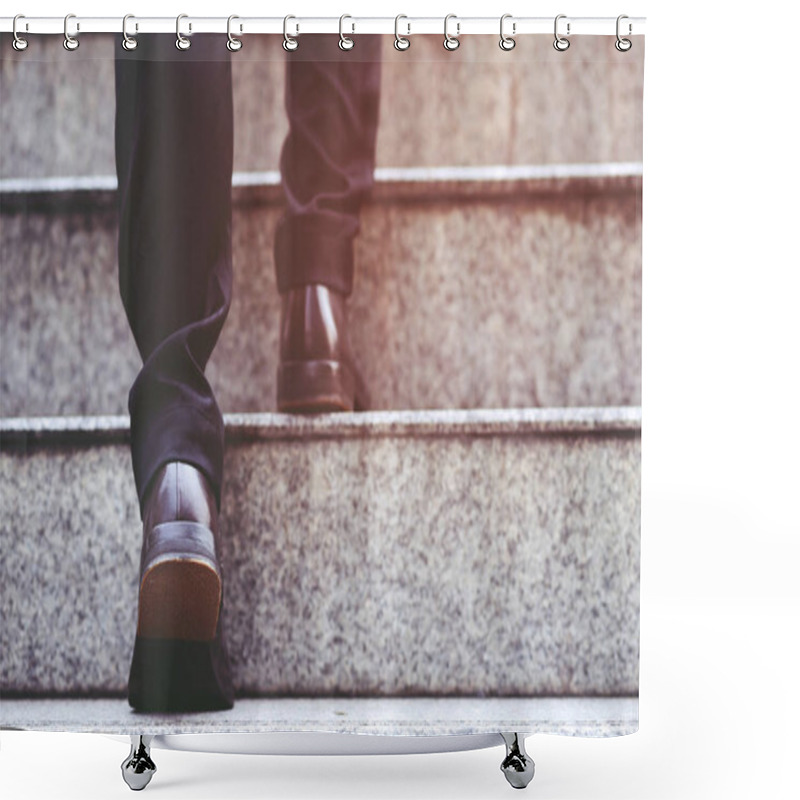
[
  {"x1": 0, "y1": 411, "x2": 640, "y2": 696},
  {"x1": 1, "y1": 186, "x2": 641, "y2": 415},
  {"x1": 0, "y1": 34, "x2": 644, "y2": 178}
]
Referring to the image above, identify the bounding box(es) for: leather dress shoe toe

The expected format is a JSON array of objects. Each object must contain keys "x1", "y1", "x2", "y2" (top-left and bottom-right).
[
  {"x1": 128, "y1": 461, "x2": 234, "y2": 712},
  {"x1": 277, "y1": 284, "x2": 370, "y2": 413}
]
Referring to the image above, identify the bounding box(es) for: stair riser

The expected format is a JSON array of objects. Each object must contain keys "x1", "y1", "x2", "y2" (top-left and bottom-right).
[
  {"x1": 1, "y1": 35, "x2": 643, "y2": 178},
  {"x1": 0, "y1": 426, "x2": 639, "y2": 696},
  {"x1": 0, "y1": 189, "x2": 641, "y2": 415}
]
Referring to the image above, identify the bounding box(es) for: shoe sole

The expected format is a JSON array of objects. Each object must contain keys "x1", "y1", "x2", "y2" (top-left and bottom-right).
[
  {"x1": 128, "y1": 634, "x2": 235, "y2": 712},
  {"x1": 137, "y1": 557, "x2": 221, "y2": 642},
  {"x1": 278, "y1": 359, "x2": 359, "y2": 413}
]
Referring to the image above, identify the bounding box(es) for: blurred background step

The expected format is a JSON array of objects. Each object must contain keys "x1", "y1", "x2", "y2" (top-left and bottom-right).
[
  {"x1": 0, "y1": 407, "x2": 640, "y2": 697},
  {"x1": 0, "y1": 166, "x2": 642, "y2": 415},
  {"x1": 0, "y1": 34, "x2": 643, "y2": 178}
]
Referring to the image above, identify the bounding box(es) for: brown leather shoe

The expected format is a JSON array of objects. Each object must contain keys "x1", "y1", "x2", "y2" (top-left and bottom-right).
[
  {"x1": 277, "y1": 284, "x2": 370, "y2": 413},
  {"x1": 128, "y1": 461, "x2": 234, "y2": 711}
]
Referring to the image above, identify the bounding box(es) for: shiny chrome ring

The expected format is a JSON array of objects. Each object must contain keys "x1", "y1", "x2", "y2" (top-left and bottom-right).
[
  {"x1": 554, "y1": 14, "x2": 570, "y2": 51},
  {"x1": 227, "y1": 15, "x2": 243, "y2": 52},
  {"x1": 443, "y1": 13, "x2": 460, "y2": 51},
  {"x1": 499, "y1": 14, "x2": 515, "y2": 51},
  {"x1": 615, "y1": 14, "x2": 632, "y2": 51},
  {"x1": 283, "y1": 15, "x2": 299, "y2": 51},
  {"x1": 121, "y1": 14, "x2": 138, "y2": 51},
  {"x1": 63, "y1": 13, "x2": 79, "y2": 51},
  {"x1": 339, "y1": 14, "x2": 354, "y2": 50},
  {"x1": 12, "y1": 15, "x2": 29, "y2": 51},
  {"x1": 176, "y1": 13, "x2": 191, "y2": 50},
  {"x1": 394, "y1": 14, "x2": 410, "y2": 51}
]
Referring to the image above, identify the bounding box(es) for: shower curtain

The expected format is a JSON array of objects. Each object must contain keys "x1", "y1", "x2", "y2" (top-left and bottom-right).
[{"x1": 0, "y1": 19, "x2": 643, "y2": 788}]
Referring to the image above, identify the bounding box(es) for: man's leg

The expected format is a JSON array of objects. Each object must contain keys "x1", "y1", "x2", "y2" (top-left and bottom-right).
[
  {"x1": 275, "y1": 34, "x2": 382, "y2": 412},
  {"x1": 116, "y1": 34, "x2": 233, "y2": 512},
  {"x1": 115, "y1": 34, "x2": 235, "y2": 711}
]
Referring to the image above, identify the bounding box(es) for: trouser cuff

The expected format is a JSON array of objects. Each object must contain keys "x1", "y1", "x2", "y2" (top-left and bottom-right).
[
  {"x1": 274, "y1": 222, "x2": 355, "y2": 296},
  {"x1": 131, "y1": 405, "x2": 225, "y2": 519}
]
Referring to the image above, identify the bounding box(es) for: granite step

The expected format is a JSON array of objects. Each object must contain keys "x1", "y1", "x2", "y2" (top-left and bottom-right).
[
  {"x1": 1, "y1": 697, "x2": 638, "y2": 738},
  {"x1": 0, "y1": 33, "x2": 643, "y2": 179},
  {"x1": 0, "y1": 166, "x2": 642, "y2": 416},
  {"x1": 0, "y1": 407, "x2": 640, "y2": 698}
]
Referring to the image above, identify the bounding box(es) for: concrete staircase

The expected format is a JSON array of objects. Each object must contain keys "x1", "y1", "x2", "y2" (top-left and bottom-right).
[
  {"x1": 1, "y1": 164, "x2": 641, "y2": 415},
  {"x1": 1, "y1": 33, "x2": 641, "y2": 732},
  {"x1": 1, "y1": 407, "x2": 640, "y2": 697},
  {"x1": 1, "y1": 34, "x2": 643, "y2": 177}
]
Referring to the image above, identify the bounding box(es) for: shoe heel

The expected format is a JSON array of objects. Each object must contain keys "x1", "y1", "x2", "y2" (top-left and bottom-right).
[
  {"x1": 138, "y1": 560, "x2": 221, "y2": 642},
  {"x1": 137, "y1": 522, "x2": 222, "y2": 642},
  {"x1": 278, "y1": 359, "x2": 356, "y2": 413}
]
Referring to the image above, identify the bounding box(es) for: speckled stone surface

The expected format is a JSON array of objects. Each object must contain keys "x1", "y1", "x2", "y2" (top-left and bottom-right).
[
  {"x1": 0, "y1": 406, "x2": 641, "y2": 441},
  {"x1": 0, "y1": 209, "x2": 131, "y2": 417},
  {"x1": 0, "y1": 697, "x2": 638, "y2": 737},
  {"x1": 1, "y1": 34, "x2": 644, "y2": 178},
  {"x1": 0, "y1": 186, "x2": 641, "y2": 415},
  {"x1": 0, "y1": 410, "x2": 639, "y2": 696}
]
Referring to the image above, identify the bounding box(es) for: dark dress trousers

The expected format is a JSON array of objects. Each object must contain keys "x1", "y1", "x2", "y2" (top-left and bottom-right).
[{"x1": 114, "y1": 33, "x2": 381, "y2": 515}]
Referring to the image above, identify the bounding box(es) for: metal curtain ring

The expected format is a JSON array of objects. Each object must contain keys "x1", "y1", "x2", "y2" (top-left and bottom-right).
[
  {"x1": 499, "y1": 14, "x2": 515, "y2": 51},
  {"x1": 227, "y1": 15, "x2": 242, "y2": 51},
  {"x1": 63, "y1": 14, "x2": 79, "y2": 51},
  {"x1": 283, "y1": 15, "x2": 298, "y2": 51},
  {"x1": 394, "y1": 14, "x2": 410, "y2": 50},
  {"x1": 615, "y1": 14, "x2": 632, "y2": 51},
  {"x1": 443, "y1": 14, "x2": 460, "y2": 51},
  {"x1": 339, "y1": 14, "x2": 355, "y2": 50},
  {"x1": 554, "y1": 14, "x2": 570, "y2": 51},
  {"x1": 176, "y1": 13, "x2": 191, "y2": 50},
  {"x1": 121, "y1": 14, "x2": 138, "y2": 51},
  {"x1": 12, "y1": 15, "x2": 29, "y2": 51}
]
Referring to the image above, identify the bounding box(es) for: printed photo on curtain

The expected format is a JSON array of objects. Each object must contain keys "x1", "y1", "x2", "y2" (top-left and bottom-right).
[{"x1": 0, "y1": 18, "x2": 643, "y2": 791}]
